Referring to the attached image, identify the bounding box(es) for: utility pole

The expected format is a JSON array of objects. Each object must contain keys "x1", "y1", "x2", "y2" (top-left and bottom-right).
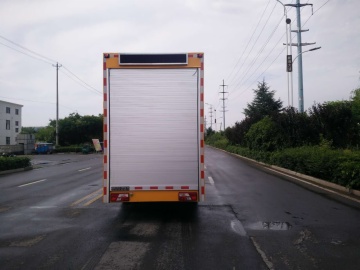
[
  {"x1": 53, "y1": 62, "x2": 62, "y2": 146},
  {"x1": 204, "y1": 116, "x2": 207, "y2": 133},
  {"x1": 214, "y1": 109, "x2": 217, "y2": 131},
  {"x1": 219, "y1": 79, "x2": 228, "y2": 130},
  {"x1": 208, "y1": 104, "x2": 213, "y2": 130},
  {"x1": 285, "y1": 0, "x2": 314, "y2": 112}
]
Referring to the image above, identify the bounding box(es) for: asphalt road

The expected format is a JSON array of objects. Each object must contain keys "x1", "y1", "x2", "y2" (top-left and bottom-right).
[{"x1": 0, "y1": 148, "x2": 359, "y2": 270}]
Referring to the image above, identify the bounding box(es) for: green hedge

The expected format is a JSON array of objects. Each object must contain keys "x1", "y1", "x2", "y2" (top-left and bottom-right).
[
  {"x1": 270, "y1": 147, "x2": 360, "y2": 189},
  {"x1": 0, "y1": 157, "x2": 31, "y2": 171},
  {"x1": 206, "y1": 134, "x2": 360, "y2": 189}
]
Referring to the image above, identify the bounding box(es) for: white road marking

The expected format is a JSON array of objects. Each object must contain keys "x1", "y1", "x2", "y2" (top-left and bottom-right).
[
  {"x1": 18, "y1": 179, "x2": 47, "y2": 188},
  {"x1": 250, "y1": 236, "x2": 274, "y2": 270},
  {"x1": 78, "y1": 167, "x2": 91, "y2": 172},
  {"x1": 208, "y1": 176, "x2": 214, "y2": 185},
  {"x1": 204, "y1": 165, "x2": 207, "y2": 169}
]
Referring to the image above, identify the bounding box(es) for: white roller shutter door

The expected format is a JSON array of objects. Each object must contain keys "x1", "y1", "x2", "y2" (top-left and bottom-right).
[{"x1": 108, "y1": 68, "x2": 199, "y2": 189}]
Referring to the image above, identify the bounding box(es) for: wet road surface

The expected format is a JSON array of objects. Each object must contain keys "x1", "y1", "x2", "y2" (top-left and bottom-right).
[{"x1": 0, "y1": 148, "x2": 359, "y2": 269}]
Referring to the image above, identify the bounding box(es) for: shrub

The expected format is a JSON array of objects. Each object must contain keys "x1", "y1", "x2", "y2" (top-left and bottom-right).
[
  {"x1": 0, "y1": 157, "x2": 31, "y2": 171},
  {"x1": 207, "y1": 131, "x2": 360, "y2": 189},
  {"x1": 245, "y1": 116, "x2": 282, "y2": 151},
  {"x1": 270, "y1": 147, "x2": 360, "y2": 189}
]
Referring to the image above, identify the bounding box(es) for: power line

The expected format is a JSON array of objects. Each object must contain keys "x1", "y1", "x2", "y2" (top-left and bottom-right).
[
  {"x1": 0, "y1": 95, "x2": 77, "y2": 111},
  {"x1": 230, "y1": 0, "x2": 317, "y2": 103},
  {"x1": 228, "y1": 1, "x2": 277, "y2": 87},
  {"x1": 0, "y1": 41, "x2": 54, "y2": 65},
  {"x1": 231, "y1": 28, "x2": 298, "y2": 101},
  {"x1": 232, "y1": 45, "x2": 286, "y2": 102},
  {"x1": 302, "y1": 0, "x2": 330, "y2": 26},
  {"x1": 0, "y1": 34, "x2": 101, "y2": 95},
  {"x1": 61, "y1": 67, "x2": 102, "y2": 95},
  {"x1": 0, "y1": 34, "x2": 57, "y2": 64},
  {"x1": 232, "y1": 14, "x2": 284, "y2": 93},
  {"x1": 235, "y1": 32, "x2": 288, "y2": 100},
  {"x1": 226, "y1": 0, "x2": 272, "y2": 85},
  {"x1": 229, "y1": 0, "x2": 318, "y2": 102},
  {"x1": 230, "y1": 1, "x2": 279, "y2": 91}
]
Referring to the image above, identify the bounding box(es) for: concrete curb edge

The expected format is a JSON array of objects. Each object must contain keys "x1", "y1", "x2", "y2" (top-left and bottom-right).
[{"x1": 0, "y1": 166, "x2": 33, "y2": 175}]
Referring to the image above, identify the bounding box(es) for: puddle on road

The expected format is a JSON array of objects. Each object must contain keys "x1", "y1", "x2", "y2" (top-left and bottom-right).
[{"x1": 248, "y1": 221, "x2": 292, "y2": 231}]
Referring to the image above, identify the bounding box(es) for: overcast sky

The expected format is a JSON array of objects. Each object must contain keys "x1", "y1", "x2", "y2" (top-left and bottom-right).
[{"x1": 1, "y1": 0, "x2": 359, "y2": 129}]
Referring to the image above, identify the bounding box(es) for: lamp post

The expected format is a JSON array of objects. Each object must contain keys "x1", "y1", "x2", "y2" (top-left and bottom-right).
[
  {"x1": 292, "y1": 46, "x2": 321, "y2": 111},
  {"x1": 277, "y1": 0, "x2": 293, "y2": 107}
]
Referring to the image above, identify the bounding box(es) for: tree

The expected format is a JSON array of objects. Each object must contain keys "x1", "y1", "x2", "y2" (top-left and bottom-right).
[
  {"x1": 351, "y1": 88, "x2": 360, "y2": 123},
  {"x1": 20, "y1": 127, "x2": 37, "y2": 134},
  {"x1": 244, "y1": 80, "x2": 283, "y2": 122},
  {"x1": 308, "y1": 101, "x2": 354, "y2": 148},
  {"x1": 49, "y1": 113, "x2": 103, "y2": 146},
  {"x1": 224, "y1": 118, "x2": 254, "y2": 146},
  {"x1": 351, "y1": 88, "x2": 360, "y2": 146},
  {"x1": 273, "y1": 107, "x2": 317, "y2": 148},
  {"x1": 206, "y1": 127, "x2": 215, "y2": 138},
  {"x1": 36, "y1": 126, "x2": 55, "y2": 143},
  {"x1": 245, "y1": 116, "x2": 282, "y2": 151}
]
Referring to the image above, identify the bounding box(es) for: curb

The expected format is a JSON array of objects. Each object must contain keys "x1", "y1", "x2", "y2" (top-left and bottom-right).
[
  {"x1": 208, "y1": 146, "x2": 360, "y2": 200},
  {"x1": 269, "y1": 165, "x2": 360, "y2": 197},
  {"x1": 0, "y1": 166, "x2": 33, "y2": 176}
]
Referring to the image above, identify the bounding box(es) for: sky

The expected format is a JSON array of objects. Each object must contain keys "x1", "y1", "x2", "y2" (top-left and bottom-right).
[{"x1": 0, "y1": 0, "x2": 359, "y2": 129}]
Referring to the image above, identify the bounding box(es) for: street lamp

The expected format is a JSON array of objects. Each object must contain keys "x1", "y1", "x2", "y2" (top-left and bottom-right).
[{"x1": 292, "y1": 46, "x2": 321, "y2": 63}]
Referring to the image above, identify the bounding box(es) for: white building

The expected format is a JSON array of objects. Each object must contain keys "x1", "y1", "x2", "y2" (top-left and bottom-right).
[{"x1": 0, "y1": 100, "x2": 23, "y2": 145}]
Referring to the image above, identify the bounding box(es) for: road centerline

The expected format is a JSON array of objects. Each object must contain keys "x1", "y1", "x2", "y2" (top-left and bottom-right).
[
  {"x1": 18, "y1": 179, "x2": 47, "y2": 188},
  {"x1": 71, "y1": 188, "x2": 102, "y2": 207},
  {"x1": 78, "y1": 167, "x2": 91, "y2": 172}
]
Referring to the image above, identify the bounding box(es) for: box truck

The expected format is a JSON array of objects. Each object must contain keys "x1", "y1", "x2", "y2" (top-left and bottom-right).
[{"x1": 102, "y1": 53, "x2": 204, "y2": 203}]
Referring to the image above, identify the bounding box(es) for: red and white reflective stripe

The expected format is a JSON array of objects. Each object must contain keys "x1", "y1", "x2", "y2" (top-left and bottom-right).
[
  {"x1": 189, "y1": 52, "x2": 205, "y2": 201},
  {"x1": 103, "y1": 54, "x2": 109, "y2": 203},
  {"x1": 103, "y1": 53, "x2": 120, "y2": 202},
  {"x1": 197, "y1": 53, "x2": 205, "y2": 201},
  {"x1": 114, "y1": 185, "x2": 197, "y2": 191}
]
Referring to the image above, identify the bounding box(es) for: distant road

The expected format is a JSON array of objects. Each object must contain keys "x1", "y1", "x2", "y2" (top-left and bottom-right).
[{"x1": 0, "y1": 149, "x2": 359, "y2": 269}]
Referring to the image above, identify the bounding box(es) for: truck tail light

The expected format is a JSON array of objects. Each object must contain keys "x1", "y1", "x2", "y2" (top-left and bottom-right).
[
  {"x1": 178, "y1": 192, "x2": 198, "y2": 202},
  {"x1": 110, "y1": 193, "x2": 129, "y2": 202}
]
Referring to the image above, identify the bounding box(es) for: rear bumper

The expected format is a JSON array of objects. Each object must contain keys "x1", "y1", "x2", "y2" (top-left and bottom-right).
[{"x1": 108, "y1": 190, "x2": 199, "y2": 203}]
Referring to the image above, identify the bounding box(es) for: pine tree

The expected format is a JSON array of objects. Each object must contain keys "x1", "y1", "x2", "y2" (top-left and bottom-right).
[{"x1": 244, "y1": 80, "x2": 283, "y2": 121}]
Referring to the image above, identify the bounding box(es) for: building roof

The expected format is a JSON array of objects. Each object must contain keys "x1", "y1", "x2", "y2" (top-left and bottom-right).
[{"x1": 0, "y1": 100, "x2": 23, "y2": 107}]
